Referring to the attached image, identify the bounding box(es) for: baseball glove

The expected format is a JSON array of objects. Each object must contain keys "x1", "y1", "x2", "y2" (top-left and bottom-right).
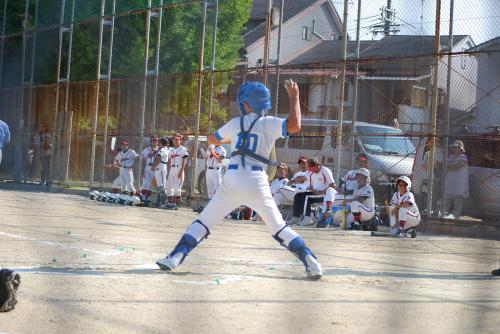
[{"x1": 0, "y1": 269, "x2": 21, "y2": 312}]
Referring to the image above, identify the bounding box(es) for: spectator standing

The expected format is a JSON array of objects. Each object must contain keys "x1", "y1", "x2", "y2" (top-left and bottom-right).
[{"x1": 444, "y1": 140, "x2": 469, "y2": 219}]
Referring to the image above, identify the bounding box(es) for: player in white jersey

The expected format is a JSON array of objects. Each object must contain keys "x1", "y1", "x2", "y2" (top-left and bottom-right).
[
  {"x1": 273, "y1": 157, "x2": 309, "y2": 207},
  {"x1": 140, "y1": 136, "x2": 159, "y2": 204},
  {"x1": 389, "y1": 176, "x2": 421, "y2": 237},
  {"x1": 151, "y1": 137, "x2": 171, "y2": 207},
  {"x1": 288, "y1": 158, "x2": 335, "y2": 226},
  {"x1": 111, "y1": 140, "x2": 139, "y2": 194},
  {"x1": 166, "y1": 134, "x2": 189, "y2": 208},
  {"x1": 206, "y1": 143, "x2": 227, "y2": 199},
  {"x1": 346, "y1": 168, "x2": 375, "y2": 229},
  {"x1": 156, "y1": 80, "x2": 322, "y2": 279},
  {"x1": 270, "y1": 162, "x2": 289, "y2": 200}
]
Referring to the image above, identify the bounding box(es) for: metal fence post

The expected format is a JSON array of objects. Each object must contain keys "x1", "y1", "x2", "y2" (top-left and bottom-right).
[
  {"x1": 207, "y1": 0, "x2": 218, "y2": 133},
  {"x1": 190, "y1": 1, "x2": 207, "y2": 197}
]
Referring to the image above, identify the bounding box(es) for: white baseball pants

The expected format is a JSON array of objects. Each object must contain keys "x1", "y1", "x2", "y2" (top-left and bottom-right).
[
  {"x1": 154, "y1": 167, "x2": 167, "y2": 187},
  {"x1": 389, "y1": 206, "x2": 420, "y2": 229},
  {"x1": 190, "y1": 166, "x2": 300, "y2": 246},
  {"x1": 112, "y1": 167, "x2": 135, "y2": 192},
  {"x1": 167, "y1": 166, "x2": 184, "y2": 197},
  {"x1": 273, "y1": 185, "x2": 298, "y2": 206},
  {"x1": 142, "y1": 168, "x2": 155, "y2": 191},
  {"x1": 347, "y1": 201, "x2": 375, "y2": 226},
  {"x1": 206, "y1": 168, "x2": 222, "y2": 199}
]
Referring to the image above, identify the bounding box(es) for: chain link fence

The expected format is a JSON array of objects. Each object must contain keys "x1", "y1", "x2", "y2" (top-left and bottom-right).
[{"x1": 0, "y1": 0, "x2": 498, "y2": 225}]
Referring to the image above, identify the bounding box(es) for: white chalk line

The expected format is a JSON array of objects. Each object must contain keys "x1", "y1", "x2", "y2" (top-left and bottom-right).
[
  {"x1": 0, "y1": 231, "x2": 132, "y2": 257},
  {"x1": 11, "y1": 265, "x2": 257, "y2": 285},
  {"x1": 2, "y1": 230, "x2": 497, "y2": 270}
]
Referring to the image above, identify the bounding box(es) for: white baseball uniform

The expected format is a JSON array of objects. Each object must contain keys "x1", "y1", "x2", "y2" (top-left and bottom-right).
[
  {"x1": 270, "y1": 177, "x2": 289, "y2": 206},
  {"x1": 206, "y1": 145, "x2": 227, "y2": 199},
  {"x1": 188, "y1": 113, "x2": 300, "y2": 245},
  {"x1": 167, "y1": 145, "x2": 188, "y2": 197},
  {"x1": 155, "y1": 147, "x2": 170, "y2": 187},
  {"x1": 273, "y1": 170, "x2": 309, "y2": 206},
  {"x1": 306, "y1": 166, "x2": 336, "y2": 211},
  {"x1": 348, "y1": 184, "x2": 375, "y2": 226},
  {"x1": 389, "y1": 191, "x2": 421, "y2": 229},
  {"x1": 112, "y1": 149, "x2": 139, "y2": 192},
  {"x1": 141, "y1": 145, "x2": 158, "y2": 191}
]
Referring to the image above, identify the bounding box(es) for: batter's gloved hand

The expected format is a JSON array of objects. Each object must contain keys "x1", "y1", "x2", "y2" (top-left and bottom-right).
[{"x1": 0, "y1": 269, "x2": 21, "y2": 312}]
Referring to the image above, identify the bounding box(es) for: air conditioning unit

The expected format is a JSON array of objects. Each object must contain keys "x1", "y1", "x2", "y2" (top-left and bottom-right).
[{"x1": 410, "y1": 86, "x2": 427, "y2": 109}]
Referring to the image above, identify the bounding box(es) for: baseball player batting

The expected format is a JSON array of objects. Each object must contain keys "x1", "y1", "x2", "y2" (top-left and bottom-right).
[{"x1": 156, "y1": 80, "x2": 322, "y2": 279}]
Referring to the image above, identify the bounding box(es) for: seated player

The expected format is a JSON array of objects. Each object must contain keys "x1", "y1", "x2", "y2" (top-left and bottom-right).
[
  {"x1": 389, "y1": 176, "x2": 421, "y2": 237},
  {"x1": 273, "y1": 156, "x2": 309, "y2": 207},
  {"x1": 288, "y1": 157, "x2": 335, "y2": 226},
  {"x1": 270, "y1": 162, "x2": 290, "y2": 200},
  {"x1": 317, "y1": 168, "x2": 375, "y2": 229}
]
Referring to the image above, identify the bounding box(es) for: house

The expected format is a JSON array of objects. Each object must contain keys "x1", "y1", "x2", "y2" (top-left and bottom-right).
[
  {"x1": 469, "y1": 36, "x2": 500, "y2": 131},
  {"x1": 243, "y1": 0, "x2": 343, "y2": 68},
  {"x1": 286, "y1": 35, "x2": 477, "y2": 132},
  {"x1": 220, "y1": 0, "x2": 344, "y2": 116}
]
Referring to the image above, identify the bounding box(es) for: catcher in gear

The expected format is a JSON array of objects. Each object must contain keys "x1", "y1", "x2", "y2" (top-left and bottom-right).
[{"x1": 0, "y1": 268, "x2": 21, "y2": 312}]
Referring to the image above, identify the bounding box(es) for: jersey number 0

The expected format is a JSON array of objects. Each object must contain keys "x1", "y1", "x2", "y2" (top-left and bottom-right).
[{"x1": 235, "y1": 133, "x2": 258, "y2": 153}]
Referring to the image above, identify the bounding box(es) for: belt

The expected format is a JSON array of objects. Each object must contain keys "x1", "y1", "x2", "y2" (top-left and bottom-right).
[
  {"x1": 208, "y1": 167, "x2": 220, "y2": 170},
  {"x1": 171, "y1": 165, "x2": 181, "y2": 168},
  {"x1": 160, "y1": 161, "x2": 168, "y2": 164},
  {"x1": 121, "y1": 166, "x2": 132, "y2": 169},
  {"x1": 147, "y1": 163, "x2": 154, "y2": 166},
  {"x1": 228, "y1": 164, "x2": 263, "y2": 171}
]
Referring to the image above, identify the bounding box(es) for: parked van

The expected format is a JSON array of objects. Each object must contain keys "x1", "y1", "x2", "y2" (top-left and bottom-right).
[{"x1": 275, "y1": 119, "x2": 416, "y2": 201}]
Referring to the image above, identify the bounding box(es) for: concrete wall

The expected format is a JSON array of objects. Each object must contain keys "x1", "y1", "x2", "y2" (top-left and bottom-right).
[{"x1": 474, "y1": 49, "x2": 500, "y2": 128}]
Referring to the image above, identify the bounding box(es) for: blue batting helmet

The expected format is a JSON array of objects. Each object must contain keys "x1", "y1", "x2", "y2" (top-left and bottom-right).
[{"x1": 237, "y1": 81, "x2": 271, "y2": 115}]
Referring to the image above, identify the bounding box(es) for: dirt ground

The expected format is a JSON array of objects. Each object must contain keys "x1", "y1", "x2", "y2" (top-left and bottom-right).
[{"x1": 0, "y1": 189, "x2": 499, "y2": 334}]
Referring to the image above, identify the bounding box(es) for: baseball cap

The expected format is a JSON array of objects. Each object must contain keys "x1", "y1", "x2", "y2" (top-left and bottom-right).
[
  {"x1": 150, "y1": 135, "x2": 159, "y2": 140},
  {"x1": 297, "y1": 156, "x2": 307, "y2": 163},
  {"x1": 120, "y1": 140, "x2": 129, "y2": 145},
  {"x1": 449, "y1": 140, "x2": 465, "y2": 152}
]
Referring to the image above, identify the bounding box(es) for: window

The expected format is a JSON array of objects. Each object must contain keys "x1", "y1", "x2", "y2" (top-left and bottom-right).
[
  {"x1": 302, "y1": 26, "x2": 309, "y2": 40},
  {"x1": 356, "y1": 126, "x2": 416, "y2": 156},
  {"x1": 289, "y1": 126, "x2": 325, "y2": 150}
]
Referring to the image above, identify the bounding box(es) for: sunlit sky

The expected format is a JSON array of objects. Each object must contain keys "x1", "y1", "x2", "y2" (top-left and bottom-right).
[{"x1": 331, "y1": 0, "x2": 500, "y2": 45}]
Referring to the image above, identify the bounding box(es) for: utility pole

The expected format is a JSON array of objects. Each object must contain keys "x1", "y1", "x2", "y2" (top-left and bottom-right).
[
  {"x1": 426, "y1": 0, "x2": 442, "y2": 216},
  {"x1": 333, "y1": 0, "x2": 349, "y2": 181},
  {"x1": 150, "y1": 0, "x2": 164, "y2": 133},
  {"x1": 100, "y1": 0, "x2": 116, "y2": 187},
  {"x1": 63, "y1": 0, "x2": 77, "y2": 186},
  {"x1": 440, "y1": 0, "x2": 454, "y2": 217},
  {"x1": 272, "y1": 0, "x2": 284, "y2": 116},
  {"x1": 207, "y1": 0, "x2": 219, "y2": 133},
  {"x1": 351, "y1": 0, "x2": 362, "y2": 169},
  {"x1": 262, "y1": 0, "x2": 272, "y2": 85},
  {"x1": 384, "y1": 0, "x2": 393, "y2": 36},
  {"x1": 137, "y1": 0, "x2": 153, "y2": 189},
  {"x1": 89, "y1": 0, "x2": 106, "y2": 186}
]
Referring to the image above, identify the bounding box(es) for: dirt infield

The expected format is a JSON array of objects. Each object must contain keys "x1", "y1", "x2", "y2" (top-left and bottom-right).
[{"x1": 0, "y1": 189, "x2": 499, "y2": 334}]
